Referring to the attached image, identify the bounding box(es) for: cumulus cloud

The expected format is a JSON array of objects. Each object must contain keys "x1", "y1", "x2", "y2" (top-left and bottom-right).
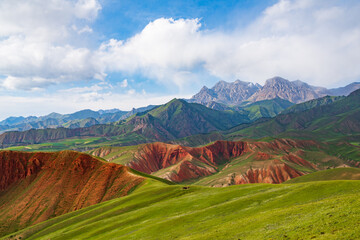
[
  {"x1": 96, "y1": 18, "x2": 206, "y2": 88},
  {"x1": 97, "y1": 0, "x2": 360, "y2": 87},
  {"x1": 0, "y1": 0, "x2": 102, "y2": 90},
  {"x1": 1, "y1": 0, "x2": 360, "y2": 93}
]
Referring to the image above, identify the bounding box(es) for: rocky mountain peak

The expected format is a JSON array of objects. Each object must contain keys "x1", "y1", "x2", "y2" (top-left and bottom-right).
[
  {"x1": 264, "y1": 76, "x2": 289, "y2": 85},
  {"x1": 248, "y1": 77, "x2": 324, "y2": 103},
  {"x1": 191, "y1": 79, "x2": 261, "y2": 105},
  {"x1": 190, "y1": 77, "x2": 360, "y2": 106}
]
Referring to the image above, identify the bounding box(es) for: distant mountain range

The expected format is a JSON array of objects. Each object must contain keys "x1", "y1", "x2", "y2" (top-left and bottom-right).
[
  {"x1": 1, "y1": 87, "x2": 359, "y2": 151},
  {"x1": 190, "y1": 76, "x2": 360, "y2": 105},
  {"x1": 0, "y1": 99, "x2": 250, "y2": 148},
  {"x1": 179, "y1": 88, "x2": 360, "y2": 146},
  {"x1": 0, "y1": 98, "x2": 295, "y2": 146},
  {"x1": 1, "y1": 76, "x2": 358, "y2": 135},
  {"x1": 0, "y1": 105, "x2": 156, "y2": 133}
]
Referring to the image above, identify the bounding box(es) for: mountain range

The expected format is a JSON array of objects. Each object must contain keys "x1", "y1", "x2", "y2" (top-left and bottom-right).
[
  {"x1": 0, "y1": 99, "x2": 250, "y2": 148},
  {"x1": 0, "y1": 105, "x2": 156, "y2": 134},
  {"x1": 190, "y1": 76, "x2": 360, "y2": 105},
  {"x1": 1, "y1": 88, "x2": 359, "y2": 152},
  {"x1": 0, "y1": 76, "x2": 358, "y2": 136}
]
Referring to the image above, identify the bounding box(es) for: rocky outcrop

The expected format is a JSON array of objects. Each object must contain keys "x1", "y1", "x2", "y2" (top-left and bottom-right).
[{"x1": 0, "y1": 150, "x2": 144, "y2": 236}]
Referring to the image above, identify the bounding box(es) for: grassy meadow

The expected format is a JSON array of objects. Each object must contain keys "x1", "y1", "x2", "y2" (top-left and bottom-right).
[{"x1": 4, "y1": 177, "x2": 360, "y2": 240}]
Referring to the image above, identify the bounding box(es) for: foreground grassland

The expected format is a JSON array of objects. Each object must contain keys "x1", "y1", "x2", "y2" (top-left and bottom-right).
[{"x1": 4, "y1": 179, "x2": 360, "y2": 240}]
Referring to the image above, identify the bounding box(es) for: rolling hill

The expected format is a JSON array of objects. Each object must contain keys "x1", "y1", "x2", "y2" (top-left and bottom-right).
[
  {"x1": 227, "y1": 88, "x2": 360, "y2": 139},
  {"x1": 0, "y1": 150, "x2": 147, "y2": 237},
  {"x1": 4, "y1": 180, "x2": 360, "y2": 239}
]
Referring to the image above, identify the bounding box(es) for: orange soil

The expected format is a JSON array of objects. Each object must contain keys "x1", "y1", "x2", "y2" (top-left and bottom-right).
[{"x1": 0, "y1": 150, "x2": 144, "y2": 236}]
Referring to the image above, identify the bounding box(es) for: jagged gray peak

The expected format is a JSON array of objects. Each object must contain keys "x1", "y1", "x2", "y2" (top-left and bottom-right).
[
  {"x1": 191, "y1": 80, "x2": 261, "y2": 105},
  {"x1": 190, "y1": 77, "x2": 360, "y2": 106},
  {"x1": 247, "y1": 77, "x2": 326, "y2": 103}
]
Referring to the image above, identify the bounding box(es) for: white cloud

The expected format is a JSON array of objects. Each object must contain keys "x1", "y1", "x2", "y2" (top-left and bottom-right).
[
  {"x1": 75, "y1": 0, "x2": 102, "y2": 20},
  {"x1": 0, "y1": 90, "x2": 191, "y2": 120},
  {"x1": 120, "y1": 79, "x2": 128, "y2": 88},
  {"x1": 1, "y1": 0, "x2": 360, "y2": 93},
  {"x1": 97, "y1": 0, "x2": 360, "y2": 87},
  {"x1": 96, "y1": 18, "x2": 206, "y2": 88},
  {"x1": 0, "y1": 0, "x2": 102, "y2": 90},
  {"x1": 76, "y1": 25, "x2": 94, "y2": 34},
  {"x1": 127, "y1": 89, "x2": 136, "y2": 95}
]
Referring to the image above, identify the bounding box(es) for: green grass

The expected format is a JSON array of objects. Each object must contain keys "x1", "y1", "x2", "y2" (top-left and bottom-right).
[
  {"x1": 284, "y1": 168, "x2": 360, "y2": 183},
  {"x1": 4, "y1": 180, "x2": 360, "y2": 240},
  {"x1": 2, "y1": 133, "x2": 151, "y2": 152},
  {"x1": 87, "y1": 145, "x2": 142, "y2": 165}
]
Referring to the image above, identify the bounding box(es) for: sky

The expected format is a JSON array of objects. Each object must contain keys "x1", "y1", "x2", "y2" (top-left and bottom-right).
[{"x1": 0, "y1": 0, "x2": 360, "y2": 120}]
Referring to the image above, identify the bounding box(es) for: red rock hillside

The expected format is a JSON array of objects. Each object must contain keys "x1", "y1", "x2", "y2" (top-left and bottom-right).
[
  {"x1": 128, "y1": 141, "x2": 247, "y2": 182},
  {"x1": 0, "y1": 150, "x2": 144, "y2": 236},
  {"x1": 89, "y1": 139, "x2": 344, "y2": 186}
]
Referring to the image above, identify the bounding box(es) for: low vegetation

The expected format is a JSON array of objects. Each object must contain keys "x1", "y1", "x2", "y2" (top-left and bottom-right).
[{"x1": 4, "y1": 179, "x2": 360, "y2": 239}]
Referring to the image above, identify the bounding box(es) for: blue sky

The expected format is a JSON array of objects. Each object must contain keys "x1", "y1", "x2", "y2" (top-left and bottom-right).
[{"x1": 0, "y1": 0, "x2": 359, "y2": 119}]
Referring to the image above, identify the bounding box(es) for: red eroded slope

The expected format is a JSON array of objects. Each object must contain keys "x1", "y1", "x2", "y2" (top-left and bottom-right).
[
  {"x1": 119, "y1": 140, "x2": 318, "y2": 184},
  {"x1": 0, "y1": 150, "x2": 144, "y2": 236},
  {"x1": 234, "y1": 160, "x2": 303, "y2": 184},
  {"x1": 128, "y1": 141, "x2": 248, "y2": 182}
]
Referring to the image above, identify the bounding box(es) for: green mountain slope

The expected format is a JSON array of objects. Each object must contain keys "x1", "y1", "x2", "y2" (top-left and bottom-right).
[
  {"x1": 227, "y1": 89, "x2": 360, "y2": 139},
  {"x1": 130, "y1": 99, "x2": 249, "y2": 138},
  {"x1": 5, "y1": 180, "x2": 360, "y2": 239},
  {"x1": 202, "y1": 98, "x2": 294, "y2": 121},
  {"x1": 0, "y1": 99, "x2": 250, "y2": 149},
  {"x1": 243, "y1": 97, "x2": 294, "y2": 120},
  {"x1": 281, "y1": 95, "x2": 344, "y2": 114},
  {"x1": 284, "y1": 168, "x2": 360, "y2": 183}
]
